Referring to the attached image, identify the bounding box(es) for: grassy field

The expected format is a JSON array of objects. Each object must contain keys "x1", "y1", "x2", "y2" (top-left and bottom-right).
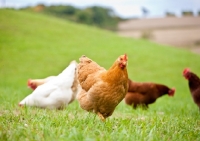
[{"x1": 0, "y1": 9, "x2": 200, "y2": 141}]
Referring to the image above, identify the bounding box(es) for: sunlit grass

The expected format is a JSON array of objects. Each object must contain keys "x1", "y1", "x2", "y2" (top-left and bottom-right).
[{"x1": 0, "y1": 9, "x2": 200, "y2": 141}]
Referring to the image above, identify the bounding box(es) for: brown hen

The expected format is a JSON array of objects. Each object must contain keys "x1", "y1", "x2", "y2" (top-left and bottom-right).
[
  {"x1": 183, "y1": 68, "x2": 200, "y2": 109},
  {"x1": 125, "y1": 79, "x2": 175, "y2": 109},
  {"x1": 77, "y1": 54, "x2": 128, "y2": 121}
]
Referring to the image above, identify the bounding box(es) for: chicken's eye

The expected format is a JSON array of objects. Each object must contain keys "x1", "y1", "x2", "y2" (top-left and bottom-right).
[{"x1": 120, "y1": 58, "x2": 123, "y2": 61}]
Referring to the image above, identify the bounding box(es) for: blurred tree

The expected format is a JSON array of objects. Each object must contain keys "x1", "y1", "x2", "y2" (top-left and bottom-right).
[
  {"x1": 92, "y1": 6, "x2": 107, "y2": 26},
  {"x1": 165, "y1": 12, "x2": 176, "y2": 17},
  {"x1": 198, "y1": 11, "x2": 200, "y2": 16},
  {"x1": 90, "y1": 6, "x2": 119, "y2": 29},
  {"x1": 44, "y1": 5, "x2": 77, "y2": 16},
  {"x1": 77, "y1": 10, "x2": 93, "y2": 24},
  {"x1": 62, "y1": 5, "x2": 76, "y2": 15},
  {"x1": 20, "y1": 5, "x2": 122, "y2": 31},
  {"x1": 182, "y1": 11, "x2": 193, "y2": 16}
]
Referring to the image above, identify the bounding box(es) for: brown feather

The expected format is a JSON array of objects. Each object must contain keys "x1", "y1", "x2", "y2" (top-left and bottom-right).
[
  {"x1": 125, "y1": 79, "x2": 175, "y2": 109},
  {"x1": 77, "y1": 55, "x2": 128, "y2": 121}
]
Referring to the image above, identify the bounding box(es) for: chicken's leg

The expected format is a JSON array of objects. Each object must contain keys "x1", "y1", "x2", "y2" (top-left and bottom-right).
[{"x1": 97, "y1": 112, "x2": 105, "y2": 122}]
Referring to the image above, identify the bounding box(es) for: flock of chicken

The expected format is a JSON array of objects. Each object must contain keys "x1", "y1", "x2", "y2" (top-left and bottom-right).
[{"x1": 18, "y1": 54, "x2": 200, "y2": 121}]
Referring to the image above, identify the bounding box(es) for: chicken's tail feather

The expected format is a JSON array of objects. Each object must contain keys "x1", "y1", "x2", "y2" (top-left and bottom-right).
[{"x1": 69, "y1": 60, "x2": 77, "y2": 65}]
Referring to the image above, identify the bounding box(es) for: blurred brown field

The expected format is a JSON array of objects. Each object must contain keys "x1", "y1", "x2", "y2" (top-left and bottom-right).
[{"x1": 117, "y1": 16, "x2": 200, "y2": 54}]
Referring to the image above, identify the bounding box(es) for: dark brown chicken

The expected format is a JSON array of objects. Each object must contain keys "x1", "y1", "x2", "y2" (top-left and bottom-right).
[
  {"x1": 183, "y1": 68, "x2": 200, "y2": 109},
  {"x1": 125, "y1": 79, "x2": 175, "y2": 109},
  {"x1": 77, "y1": 54, "x2": 128, "y2": 121}
]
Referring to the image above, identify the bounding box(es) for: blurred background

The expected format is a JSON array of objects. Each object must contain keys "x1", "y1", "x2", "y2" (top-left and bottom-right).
[{"x1": 1, "y1": 0, "x2": 200, "y2": 53}]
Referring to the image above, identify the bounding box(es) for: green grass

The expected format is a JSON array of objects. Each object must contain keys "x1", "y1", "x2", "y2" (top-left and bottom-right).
[{"x1": 0, "y1": 9, "x2": 200, "y2": 141}]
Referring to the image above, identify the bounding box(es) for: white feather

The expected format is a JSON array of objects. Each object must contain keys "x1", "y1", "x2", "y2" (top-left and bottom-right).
[{"x1": 19, "y1": 60, "x2": 80, "y2": 109}]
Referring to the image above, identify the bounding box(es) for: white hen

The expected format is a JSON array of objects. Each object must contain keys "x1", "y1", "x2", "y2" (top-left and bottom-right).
[{"x1": 19, "y1": 60, "x2": 80, "y2": 109}]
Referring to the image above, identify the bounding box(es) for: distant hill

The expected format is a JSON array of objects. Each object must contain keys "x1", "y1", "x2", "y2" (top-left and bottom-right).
[
  {"x1": 1, "y1": 9, "x2": 200, "y2": 90},
  {"x1": 20, "y1": 4, "x2": 124, "y2": 31}
]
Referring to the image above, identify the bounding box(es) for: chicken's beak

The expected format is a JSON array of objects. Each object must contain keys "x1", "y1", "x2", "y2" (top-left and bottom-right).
[
  {"x1": 120, "y1": 62, "x2": 127, "y2": 69},
  {"x1": 123, "y1": 62, "x2": 127, "y2": 66}
]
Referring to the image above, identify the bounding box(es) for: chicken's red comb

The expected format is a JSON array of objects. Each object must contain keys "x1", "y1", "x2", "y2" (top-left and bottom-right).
[
  {"x1": 124, "y1": 54, "x2": 127, "y2": 61},
  {"x1": 183, "y1": 68, "x2": 190, "y2": 75}
]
